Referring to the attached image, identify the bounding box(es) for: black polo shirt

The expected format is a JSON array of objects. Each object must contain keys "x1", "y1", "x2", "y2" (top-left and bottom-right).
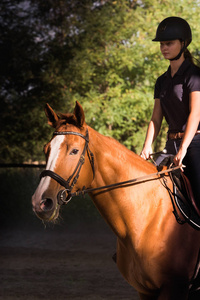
[{"x1": 154, "y1": 59, "x2": 200, "y2": 133}]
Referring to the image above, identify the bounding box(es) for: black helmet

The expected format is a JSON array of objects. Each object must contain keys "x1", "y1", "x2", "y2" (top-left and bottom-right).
[{"x1": 153, "y1": 16, "x2": 192, "y2": 47}]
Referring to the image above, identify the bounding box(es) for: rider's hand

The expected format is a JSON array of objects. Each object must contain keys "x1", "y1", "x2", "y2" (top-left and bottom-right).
[
  {"x1": 173, "y1": 146, "x2": 187, "y2": 171},
  {"x1": 140, "y1": 146, "x2": 152, "y2": 160}
]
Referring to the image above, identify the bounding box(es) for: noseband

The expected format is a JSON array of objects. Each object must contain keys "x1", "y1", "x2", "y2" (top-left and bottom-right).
[{"x1": 40, "y1": 129, "x2": 95, "y2": 205}]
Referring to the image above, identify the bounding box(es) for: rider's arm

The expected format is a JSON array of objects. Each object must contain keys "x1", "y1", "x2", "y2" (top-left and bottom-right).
[
  {"x1": 140, "y1": 98, "x2": 163, "y2": 160},
  {"x1": 173, "y1": 91, "x2": 200, "y2": 166}
]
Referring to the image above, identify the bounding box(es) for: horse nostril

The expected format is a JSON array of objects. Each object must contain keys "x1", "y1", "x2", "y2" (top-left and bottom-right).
[{"x1": 40, "y1": 198, "x2": 54, "y2": 212}]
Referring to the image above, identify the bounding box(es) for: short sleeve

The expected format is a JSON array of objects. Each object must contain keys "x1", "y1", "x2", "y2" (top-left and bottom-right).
[
  {"x1": 154, "y1": 77, "x2": 161, "y2": 99},
  {"x1": 187, "y1": 66, "x2": 200, "y2": 93}
]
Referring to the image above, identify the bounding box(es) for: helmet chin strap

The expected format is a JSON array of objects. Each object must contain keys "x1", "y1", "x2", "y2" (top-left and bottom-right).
[{"x1": 170, "y1": 41, "x2": 186, "y2": 61}]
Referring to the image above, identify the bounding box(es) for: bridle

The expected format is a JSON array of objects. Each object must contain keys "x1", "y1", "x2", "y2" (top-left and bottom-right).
[
  {"x1": 40, "y1": 128, "x2": 185, "y2": 216},
  {"x1": 40, "y1": 128, "x2": 95, "y2": 205}
]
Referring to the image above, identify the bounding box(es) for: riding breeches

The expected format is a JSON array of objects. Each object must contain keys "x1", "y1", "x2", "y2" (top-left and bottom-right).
[{"x1": 155, "y1": 135, "x2": 200, "y2": 209}]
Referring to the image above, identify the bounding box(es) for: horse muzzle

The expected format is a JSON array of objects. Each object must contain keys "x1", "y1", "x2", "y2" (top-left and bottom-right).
[{"x1": 32, "y1": 194, "x2": 59, "y2": 222}]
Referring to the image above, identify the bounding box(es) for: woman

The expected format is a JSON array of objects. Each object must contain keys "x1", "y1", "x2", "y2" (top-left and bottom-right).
[{"x1": 140, "y1": 17, "x2": 200, "y2": 210}]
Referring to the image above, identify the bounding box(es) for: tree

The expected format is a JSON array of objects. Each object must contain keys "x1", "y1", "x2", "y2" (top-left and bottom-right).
[
  {"x1": 0, "y1": 0, "x2": 48, "y2": 162},
  {"x1": 1, "y1": 0, "x2": 200, "y2": 162}
]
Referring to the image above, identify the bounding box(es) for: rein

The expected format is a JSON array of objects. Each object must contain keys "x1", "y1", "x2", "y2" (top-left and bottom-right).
[
  {"x1": 40, "y1": 128, "x2": 184, "y2": 205},
  {"x1": 70, "y1": 164, "x2": 184, "y2": 197}
]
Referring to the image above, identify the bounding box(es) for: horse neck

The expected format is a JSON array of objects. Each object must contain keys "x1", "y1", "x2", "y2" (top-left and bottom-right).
[
  {"x1": 89, "y1": 127, "x2": 142, "y2": 184},
  {"x1": 88, "y1": 126, "x2": 155, "y2": 186},
  {"x1": 88, "y1": 127, "x2": 165, "y2": 240}
]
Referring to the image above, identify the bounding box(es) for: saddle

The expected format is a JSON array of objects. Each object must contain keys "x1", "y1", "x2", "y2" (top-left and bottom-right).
[{"x1": 159, "y1": 157, "x2": 200, "y2": 230}]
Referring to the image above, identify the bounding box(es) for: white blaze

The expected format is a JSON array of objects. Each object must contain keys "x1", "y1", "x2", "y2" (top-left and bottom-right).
[
  {"x1": 46, "y1": 135, "x2": 65, "y2": 171},
  {"x1": 37, "y1": 135, "x2": 65, "y2": 195}
]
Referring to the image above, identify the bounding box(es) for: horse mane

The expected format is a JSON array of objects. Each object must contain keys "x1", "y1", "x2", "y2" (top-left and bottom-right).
[
  {"x1": 94, "y1": 129, "x2": 156, "y2": 173},
  {"x1": 55, "y1": 111, "x2": 154, "y2": 173},
  {"x1": 56, "y1": 113, "x2": 83, "y2": 129}
]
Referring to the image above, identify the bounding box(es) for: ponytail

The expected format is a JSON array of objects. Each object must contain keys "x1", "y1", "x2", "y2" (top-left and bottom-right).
[
  {"x1": 184, "y1": 48, "x2": 194, "y2": 64},
  {"x1": 184, "y1": 48, "x2": 200, "y2": 68}
]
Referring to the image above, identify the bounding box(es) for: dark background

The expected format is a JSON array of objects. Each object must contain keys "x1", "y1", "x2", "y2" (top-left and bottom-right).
[{"x1": 0, "y1": 167, "x2": 139, "y2": 299}]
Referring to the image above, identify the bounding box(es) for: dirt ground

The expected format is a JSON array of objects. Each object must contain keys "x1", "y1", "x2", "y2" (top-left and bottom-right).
[{"x1": 0, "y1": 223, "x2": 139, "y2": 300}]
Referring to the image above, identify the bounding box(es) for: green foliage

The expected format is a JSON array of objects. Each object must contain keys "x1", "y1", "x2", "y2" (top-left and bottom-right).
[{"x1": 1, "y1": 0, "x2": 200, "y2": 162}]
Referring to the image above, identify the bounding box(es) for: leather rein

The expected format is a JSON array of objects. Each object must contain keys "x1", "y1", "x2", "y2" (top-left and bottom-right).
[{"x1": 40, "y1": 129, "x2": 183, "y2": 206}]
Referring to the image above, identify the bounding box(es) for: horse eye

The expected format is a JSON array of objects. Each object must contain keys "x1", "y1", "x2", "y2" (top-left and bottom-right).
[{"x1": 70, "y1": 149, "x2": 79, "y2": 155}]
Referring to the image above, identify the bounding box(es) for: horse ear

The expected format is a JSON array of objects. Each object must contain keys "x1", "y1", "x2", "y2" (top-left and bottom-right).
[
  {"x1": 74, "y1": 101, "x2": 85, "y2": 127},
  {"x1": 45, "y1": 103, "x2": 59, "y2": 128}
]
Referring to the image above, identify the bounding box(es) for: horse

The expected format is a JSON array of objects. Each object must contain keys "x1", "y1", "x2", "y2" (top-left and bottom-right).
[{"x1": 32, "y1": 101, "x2": 200, "y2": 300}]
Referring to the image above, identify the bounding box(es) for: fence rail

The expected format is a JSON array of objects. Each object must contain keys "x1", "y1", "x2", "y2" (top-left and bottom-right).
[{"x1": 0, "y1": 163, "x2": 46, "y2": 168}]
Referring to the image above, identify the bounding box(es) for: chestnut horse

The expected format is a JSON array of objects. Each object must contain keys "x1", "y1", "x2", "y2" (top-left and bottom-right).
[{"x1": 32, "y1": 102, "x2": 200, "y2": 300}]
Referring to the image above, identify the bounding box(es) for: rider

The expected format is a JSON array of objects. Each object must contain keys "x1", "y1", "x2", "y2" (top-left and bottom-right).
[{"x1": 140, "y1": 16, "x2": 200, "y2": 210}]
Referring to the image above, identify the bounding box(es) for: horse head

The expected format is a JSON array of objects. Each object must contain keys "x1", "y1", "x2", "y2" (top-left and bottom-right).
[{"x1": 32, "y1": 102, "x2": 94, "y2": 222}]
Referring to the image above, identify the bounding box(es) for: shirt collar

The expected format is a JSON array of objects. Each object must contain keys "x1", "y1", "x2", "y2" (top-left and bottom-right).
[{"x1": 165, "y1": 59, "x2": 191, "y2": 78}]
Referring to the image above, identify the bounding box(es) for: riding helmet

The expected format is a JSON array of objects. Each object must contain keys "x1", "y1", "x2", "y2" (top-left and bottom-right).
[{"x1": 152, "y1": 16, "x2": 192, "y2": 47}]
